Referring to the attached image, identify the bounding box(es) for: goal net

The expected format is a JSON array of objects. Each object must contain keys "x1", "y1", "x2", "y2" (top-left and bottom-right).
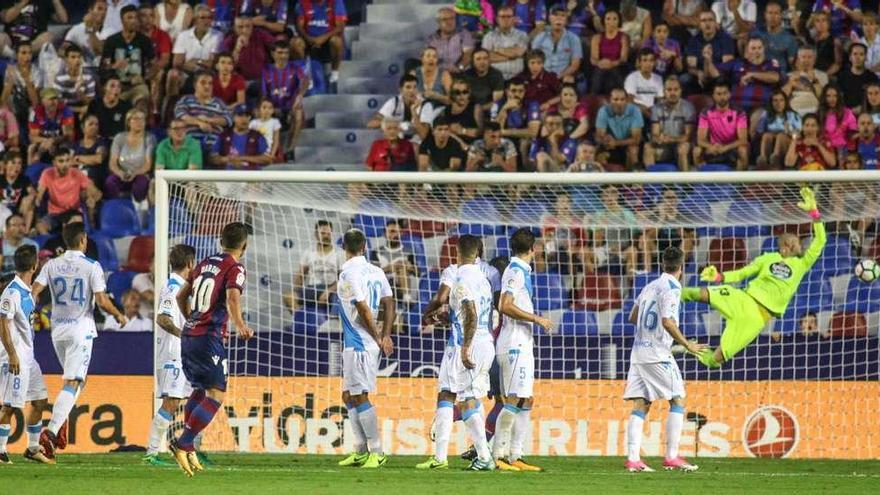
[{"x1": 155, "y1": 170, "x2": 880, "y2": 459}]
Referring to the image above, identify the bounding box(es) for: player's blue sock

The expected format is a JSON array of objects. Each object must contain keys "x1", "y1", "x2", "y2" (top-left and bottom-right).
[
  {"x1": 485, "y1": 401, "x2": 503, "y2": 441},
  {"x1": 355, "y1": 402, "x2": 382, "y2": 455},
  {"x1": 26, "y1": 423, "x2": 42, "y2": 450},
  {"x1": 48, "y1": 384, "x2": 78, "y2": 435},
  {"x1": 0, "y1": 424, "x2": 10, "y2": 453},
  {"x1": 666, "y1": 405, "x2": 685, "y2": 459},
  {"x1": 179, "y1": 397, "x2": 220, "y2": 451}
]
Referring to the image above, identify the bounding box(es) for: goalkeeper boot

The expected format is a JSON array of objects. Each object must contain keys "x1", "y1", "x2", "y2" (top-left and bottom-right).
[
  {"x1": 663, "y1": 457, "x2": 699, "y2": 472},
  {"x1": 625, "y1": 460, "x2": 655, "y2": 473},
  {"x1": 697, "y1": 349, "x2": 721, "y2": 369},
  {"x1": 168, "y1": 439, "x2": 194, "y2": 477},
  {"x1": 360, "y1": 453, "x2": 388, "y2": 469},
  {"x1": 415, "y1": 457, "x2": 449, "y2": 470},
  {"x1": 468, "y1": 457, "x2": 496, "y2": 471},
  {"x1": 460, "y1": 445, "x2": 477, "y2": 461},
  {"x1": 24, "y1": 447, "x2": 55, "y2": 465},
  {"x1": 142, "y1": 453, "x2": 174, "y2": 467},
  {"x1": 338, "y1": 452, "x2": 369, "y2": 467},
  {"x1": 494, "y1": 458, "x2": 520, "y2": 471},
  {"x1": 0, "y1": 452, "x2": 10, "y2": 464},
  {"x1": 511, "y1": 458, "x2": 543, "y2": 472},
  {"x1": 187, "y1": 451, "x2": 204, "y2": 472},
  {"x1": 38, "y1": 429, "x2": 57, "y2": 459}
]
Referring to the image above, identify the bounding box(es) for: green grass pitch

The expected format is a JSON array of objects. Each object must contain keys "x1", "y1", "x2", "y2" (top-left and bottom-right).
[{"x1": 3, "y1": 454, "x2": 877, "y2": 494}]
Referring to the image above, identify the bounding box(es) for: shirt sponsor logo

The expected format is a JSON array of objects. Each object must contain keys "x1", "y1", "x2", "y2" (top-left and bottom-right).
[{"x1": 770, "y1": 262, "x2": 793, "y2": 279}]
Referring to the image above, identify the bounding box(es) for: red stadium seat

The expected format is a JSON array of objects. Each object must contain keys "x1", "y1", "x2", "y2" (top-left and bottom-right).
[
  {"x1": 773, "y1": 223, "x2": 812, "y2": 237},
  {"x1": 439, "y1": 236, "x2": 458, "y2": 270},
  {"x1": 575, "y1": 273, "x2": 622, "y2": 311},
  {"x1": 579, "y1": 94, "x2": 606, "y2": 129},
  {"x1": 124, "y1": 236, "x2": 154, "y2": 273},
  {"x1": 867, "y1": 236, "x2": 880, "y2": 261},
  {"x1": 193, "y1": 197, "x2": 240, "y2": 236},
  {"x1": 687, "y1": 94, "x2": 713, "y2": 116},
  {"x1": 708, "y1": 237, "x2": 747, "y2": 273},
  {"x1": 828, "y1": 311, "x2": 867, "y2": 337}
]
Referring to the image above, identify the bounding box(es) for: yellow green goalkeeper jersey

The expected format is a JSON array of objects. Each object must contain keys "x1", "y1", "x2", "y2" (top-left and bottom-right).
[{"x1": 721, "y1": 221, "x2": 826, "y2": 317}]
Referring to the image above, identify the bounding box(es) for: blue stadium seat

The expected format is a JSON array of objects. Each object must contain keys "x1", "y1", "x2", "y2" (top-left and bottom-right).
[
  {"x1": 559, "y1": 310, "x2": 598, "y2": 335},
  {"x1": 401, "y1": 233, "x2": 428, "y2": 276},
  {"x1": 98, "y1": 199, "x2": 141, "y2": 237},
  {"x1": 91, "y1": 234, "x2": 119, "y2": 272},
  {"x1": 611, "y1": 310, "x2": 635, "y2": 335},
  {"x1": 418, "y1": 270, "x2": 442, "y2": 305},
  {"x1": 458, "y1": 198, "x2": 500, "y2": 236},
  {"x1": 185, "y1": 235, "x2": 219, "y2": 261},
  {"x1": 495, "y1": 236, "x2": 511, "y2": 258},
  {"x1": 25, "y1": 163, "x2": 49, "y2": 185},
  {"x1": 569, "y1": 185, "x2": 604, "y2": 213},
  {"x1": 353, "y1": 199, "x2": 395, "y2": 237},
  {"x1": 106, "y1": 270, "x2": 137, "y2": 303},
  {"x1": 292, "y1": 309, "x2": 328, "y2": 334},
  {"x1": 646, "y1": 163, "x2": 678, "y2": 173},
  {"x1": 142, "y1": 208, "x2": 155, "y2": 235},
  {"x1": 761, "y1": 236, "x2": 779, "y2": 254},
  {"x1": 533, "y1": 272, "x2": 566, "y2": 311},
  {"x1": 723, "y1": 201, "x2": 770, "y2": 237},
  {"x1": 690, "y1": 183, "x2": 735, "y2": 203},
  {"x1": 681, "y1": 302, "x2": 708, "y2": 337},
  {"x1": 698, "y1": 163, "x2": 733, "y2": 172},
  {"x1": 513, "y1": 200, "x2": 548, "y2": 224},
  {"x1": 820, "y1": 236, "x2": 853, "y2": 277},
  {"x1": 631, "y1": 271, "x2": 661, "y2": 299},
  {"x1": 169, "y1": 199, "x2": 191, "y2": 236},
  {"x1": 841, "y1": 276, "x2": 880, "y2": 313}
]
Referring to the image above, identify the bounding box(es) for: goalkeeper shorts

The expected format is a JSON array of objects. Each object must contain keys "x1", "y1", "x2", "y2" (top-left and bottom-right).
[{"x1": 707, "y1": 285, "x2": 769, "y2": 361}]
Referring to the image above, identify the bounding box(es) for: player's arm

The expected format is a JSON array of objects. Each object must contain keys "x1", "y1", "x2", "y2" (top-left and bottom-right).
[
  {"x1": 798, "y1": 186, "x2": 826, "y2": 268},
  {"x1": 660, "y1": 291, "x2": 706, "y2": 355},
  {"x1": 716, "y1": 256, "x2": 765, "y2": 284},
  {"x1": 460, "y1": 299, "x2": 477, "y2": 369},
  {"x1": 628, "y1": 302, "x2": 639, "y2": 325},
  {"x1": 156, "y1": 291, "x2": 182, "y2": 337},
  {"x1": 0, "y1": 308, "x2": 19, "y2": 374},
  {"x1": 95, "y1": 291, "x2": 127, "y2": 326},
  {"x1": 226, "y1": 287, "x2": 253, "y2": 340},
  {"x1": 499, "y1": 291, "x2": 551, "y2": 332},
  {"x1": 354, "y1": 299, "x2": 382, "y2": 344},
  {"x1": 176, "y1": 281, "x2": 192, "y2": 320},
  {"x1": 422, "y1": 284, "x2": 451, "y2": 325}
]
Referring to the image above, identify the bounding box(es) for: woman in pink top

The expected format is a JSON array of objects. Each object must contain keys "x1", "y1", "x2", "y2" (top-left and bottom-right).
[
  {"x1": 548, "y1": 84, "x2": 590, "y2": 140},
  {"x1": 590, "y1": 10, "x2": 630, "y2": 96},
  {"x1": 818, "y1": 85, "x2": 856, "y2": 162}
]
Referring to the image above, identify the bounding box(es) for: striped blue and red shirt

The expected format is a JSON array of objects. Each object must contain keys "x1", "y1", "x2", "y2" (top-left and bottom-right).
[
  {"x1": 294, "y1": 0, "x2": 348, "y2": 37},
  {"x1": 715, "y1": 58, "x2": 785, "y2": 112},
  {"x1": 261, "y1": 63, "x2": 308, "y2": 110},
  {"x1": 184, "y1": 252, "x2": 246, "y2": 339}
]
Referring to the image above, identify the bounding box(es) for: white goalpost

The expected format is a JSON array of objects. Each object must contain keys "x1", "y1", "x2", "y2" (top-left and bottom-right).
[{"x1": 154, "y1": 170, "x2": 880, "y2": 459}]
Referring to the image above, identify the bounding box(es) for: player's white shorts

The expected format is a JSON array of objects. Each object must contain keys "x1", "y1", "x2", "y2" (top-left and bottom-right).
[
  {"x1": 497, "y1": 344, "x2": 534, "y2": 399},
  {"x1": 438, "y1": 340, "x2": 495, "y2": 400},
  {"x1": 53, "y1": 335, "x2": 94, "y2": 381},
  {"x1": 342, "y1": 347, "x2": 380, "y2": 395},
  {"x1": 623, "y1": 361, "x2": 686, "y2": 402},
  {"x1": 157, "y1": 360, "x2": 193, "y2": 399},
  {"x1": 0, "y1": 358, "x2": 48, "y2": 408}
]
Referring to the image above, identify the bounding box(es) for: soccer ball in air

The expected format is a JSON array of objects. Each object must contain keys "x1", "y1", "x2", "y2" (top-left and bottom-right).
[{"x1": 854, "y1": 259, "x2": 880, "y2": 283}]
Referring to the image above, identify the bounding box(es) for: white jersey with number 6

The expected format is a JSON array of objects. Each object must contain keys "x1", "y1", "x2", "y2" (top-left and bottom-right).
[
  {"x1": 631, "y1": 272, "x2": 681, "y2": 364},
  {"x1": 35, "y1": 250, "x2": 106, "y2": 341},
  {"x1": 337, "y1": 255, "x2": 393, "y2": 353}
]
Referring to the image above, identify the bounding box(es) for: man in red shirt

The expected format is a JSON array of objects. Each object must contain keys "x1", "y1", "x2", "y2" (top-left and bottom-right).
[
  {"x1": 222, "y1": 15, "x2": 275, "y2": 83},
  {"x1": 365, "y1": 119, "x2": 416, "y2": 172},
  {"x1": 35, "y1": 147, "x2": 102, "y2": 234},
  {"x1": 212, "y1": 53, "x2": 246, "y2": 109},
  {"x1": 139, "y1": 4, "x2": 172, "y2": 120},
  {"x1": 514, "y1": 50, "x2": 561, "y2": 111}
]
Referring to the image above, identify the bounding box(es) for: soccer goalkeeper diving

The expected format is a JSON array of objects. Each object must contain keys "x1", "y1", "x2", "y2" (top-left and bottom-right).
[{"x1": 682, "y1": 187, "x2": 825, "y2": 368}]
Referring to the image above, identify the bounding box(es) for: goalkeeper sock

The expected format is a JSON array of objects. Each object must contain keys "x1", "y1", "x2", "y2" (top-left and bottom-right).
[
  {"x1": 682, "y1": 287, "x2": 702, "y2": 302},
  {"x1": 491, "y1": 404, "x2": 519, "y2": 460},
  {"x1": 26, "y1": 423, "x2": 41, "y2": 450},
  {"x1": 666, "y1": 405, "x2": 685, "y2": 460},
  {"x1": 463, "y1": 405, "x2": 490, "y2": 461},
  {"x1": 346, "y1": 403, "x2": 367, "y2": 454},
  {"x1": 0, "y1": 424, "x2": 9, "y2": 453},
  {"x1": 433, "y1": 401, "x2": 454, "y2": 462},
  {"x1": 485, "y1": 401, "x2": 503, "y2": 440},
  {"x1": 48, "y1": 384, "x2": 78, "y2": 435},
  {"x1": 627, "y1": 410, "x2": 646, "y2": 462},
  {"x1": 179, "y1": 397, "x2": 221, "y2": 451},
  {"x1": 147, "y1": 407, "x2": 174, "y2": 455},
  {"x1": 355, "y1": 402, "x2": 382, "y2": 455},
  {"x1": 510, "y1": 406, "x2": 531, "y2": 461}
]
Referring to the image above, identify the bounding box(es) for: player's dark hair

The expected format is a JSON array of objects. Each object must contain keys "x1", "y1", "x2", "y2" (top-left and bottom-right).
[
  {"x1": 343, "y1": 228, "x2": 367, "y2": 255},
  {"x1": 484, "y1": 121, "x2": 501, "y2": 133},
  {"x1": 662, "y1": 246, "x2": 685, "y2": 273},
  {"x1": 457, "y1": 234, "x2": 481, "y2": 261},
  {"x1": 220, "y1": 222, "x2": 249, "y2": 250},
  {"x1": 169, "y1": 244, "x2": 196, "y2": 271},
  {"x1": 62, "y1": 222, "x2": 87, "y2": 249},
  {"x1": 315, "y1": 219, "x2": 333, "y2": 231},
  {"x1": 13, "y1": 245, "x2": 37, "y2": 273},
  {"x1": 510, "y1": 228, "x2": 536, "y2": 256}
]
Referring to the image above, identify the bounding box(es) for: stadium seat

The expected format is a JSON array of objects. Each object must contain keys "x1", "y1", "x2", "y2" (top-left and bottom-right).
[
  {"x1": 681, "y1": 302, "x2": 708, "y2": 337},
  {"x1": 828, "y1": 311, "x2": 868, "y2": 337},
  {"x1": 611, "y1": 310, "x2": 635, "y2": 336},
  {"x1": 513, "y1": 200, "x2": 548, "y2": 225},
  {"x1": 697, "y1": 163, "x2": 732, "y2": 172},
  {"x1": 708, "y1": 237, "x2": 747, "y2": 273},
  {"x1": 400, "y1": 233, "x2": 428, "y2": 276},
  {"x1": 646, "y1": 163, "x2": 678, "y2": 173},
  {"x1": 124, "y1": 236, "x2": 154, "y2": 273},
  {"x1": 559, "y1": 310, "x2": 598, "y2": 335},
  {"x1": 438, "y1": 236, "x2": 458, "y2": 269},
  {"x1": 292, "y1": 308, "x2": 328, "y2": 334},
  {"x1": 458, "y1": 198, "x2": 500, "y2": 236},
  {"x1": 631, "y1": 271, "x2": 660, "y2": 299},
  {"x1": 168, "y1": 199, "x2": 191, "y2": 236},
  {"x1": 98, "y1": 199, "x2": 141, "y2": 237},
  {"x1": 106, "y1": 270, "x2": 137, "y2": 303},
  {"x1": 142, "y1": 208, "x2": 155, "y2": 235},
  {"x1": 185, "y1": 235, "x2": 219, "y2": 261},
  {"x1": 576, "y1": 273, "x2": 622, "y2": 311},
  {"x1": 353, "y1": 199, "x2": 395, "y2": 238},
  {"x1": 820, "y1": 236, "x2": 854, "y2": 277},
  {"x1": 723, "y1": 201, "x2": 770, "y2": 237},
  {"x1": 761, "y1": 236, "x2": 779, "y2": 254},
  {"x1": 841, "y1": 276, "x2": 880, "y2": 313},
  {"x1": 495, "y1": 236, "x2": 510, "y2": 258},
  {"x1": 687, "y1": 94, "x2": 713, "y2": 116},
  {"x1": 405, "y1": 217, "x2": 447, "y2": 239},
  {"x1": 91, "y1": 234, "x2": 119, "y2": 272},
  {"x1": 533, "y1": 272, "x2": 567, "y2": 311},
  {"x1": 418, "y1": 270, "x2": 442, "y2": 306}
]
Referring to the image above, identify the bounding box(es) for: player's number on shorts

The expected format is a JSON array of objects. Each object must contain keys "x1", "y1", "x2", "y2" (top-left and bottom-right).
[
  {"x1": 53, "y1": 277, "x2": 85, "y2": 306},
  {"x1": 641, "y1": 301, "x2": 659, "y2": 332},
  {"x1": 192, "y1": 275, "x2": 216, "y2": 313}
]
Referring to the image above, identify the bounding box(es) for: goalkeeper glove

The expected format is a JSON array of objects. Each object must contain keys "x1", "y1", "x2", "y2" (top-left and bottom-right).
[
  {"x1": 797, "y1": 186, "x2": 820, "y2": 219},
  {"x1": 700, "y1": 265, "x2": 723, "y2": 283}
]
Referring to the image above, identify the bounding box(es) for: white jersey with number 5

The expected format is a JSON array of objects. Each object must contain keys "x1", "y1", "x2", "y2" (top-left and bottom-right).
[
  {"x1": 631, "y1": 272, "x2": 681, "y2": 364},
  {"x1": 156, "y1": 273, "x2": 186, "y2": 365},
  {"x1": 449, "y1": 263, "x2": 494, "y2": 347},
  {"x1": 35, "y1": 250, "x2": 106, "y2": 341},
  {"x1": 497, "y1": 256, "x2": 534, "y2": 351},
  {"x1": 337, "y1": 256, "x2": 393, "y2": 352}
]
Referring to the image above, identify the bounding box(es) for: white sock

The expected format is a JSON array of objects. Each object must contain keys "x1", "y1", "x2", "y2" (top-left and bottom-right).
[
  {"x1": 433, "y1": 401, "x2": 454, "y2": 462},
  {"x1": 510, "y1": 407, "x2": 531, "y2": 461},
  {"x1": 49, "y1": 384, "x2": 79, "y2": 434},
  {"x1": 147, "y1": 407, "x2": 173, "y2": 455},
  {"x1": 27, "y1": 423, "x2": 41, "y2": 450},
  {"x1": 627, "y1": 411, "x2": 646, "y2": 462},
  {"x1": 491, "y1": 404, "x2": 518, "y2": 460},
  {"x1": 346, "y1": 404, "x2": 367, "y2": 454},
  {"x1": 330, "y1": 70, "x2": 339, "y2": 82},
  {"x1": 666, "y1": 406, "x2": 685, "y2": 460},
  {"x1": 463, "y1": 405, "x2": 490, "y2": 461},
  {"x1": 356, "y1": 403, "x2": 382, "y2": 455},
  {"x1": 0, "y1": 424, "x2": 10, "y2": 453}
]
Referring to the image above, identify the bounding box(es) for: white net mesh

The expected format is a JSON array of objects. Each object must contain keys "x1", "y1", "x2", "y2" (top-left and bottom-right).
[{"x1": 160, "y1": 174, "x2": 880, "y2": 459}]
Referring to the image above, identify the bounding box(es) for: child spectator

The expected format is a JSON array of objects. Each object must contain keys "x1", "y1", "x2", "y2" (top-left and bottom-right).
[
  {"x1": 249, "y1": 100, "x2": 283, "y2": 162},
  {"x1": 784, "y1": 113, "x2": 836, "y2": 170},
  {"x1": 566, "y1": 142, "x2": 605, "y2": 172}
]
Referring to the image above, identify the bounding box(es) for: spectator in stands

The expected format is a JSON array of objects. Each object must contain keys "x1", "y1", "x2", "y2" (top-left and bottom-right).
[
  {"x1": 460, "y1": 48, "x2": 505, "y2": 110},
  {"x1": 814, "y1": 0, "x2": 862, "y2": 39},
  {"x1": 861, "y1": 83, "x2": 880, "y2": 124},
  {"x1": 87, "y1": 75, "x2": 132, "y2": 140},
  {"x1": 550, "y1": 83, "x2": 589, "y2": 140},
  {"x1": 262, "y1": 41, "x2": 309, "y2": 151},
  {"x1": 492, "y1": 79, "x2": 541, "y2": 156},
  {"x1": 595, "y1": 87, "x2": 644, "y2": 170},
  {"x1": 102, "y1": 0, "x2": 138, "y2": 39},
  {"x1": 530, "y1": 112, "x2": 576, "y2": 172},
  {"x1": 753, "y1": 90, "x2": 802, "y2": 169},
  {"x1": 155, "y1": 0, "x2": 192, "y2": 43},
  {"x1": 482, "y1": 5, "x2": 529, "y2": 80},
  {"x1": 0, "y1": 107, "x2": 20, "y2": 152},
  {"x1": 41, "y1": 212, "x2": 98, "y2": 260},
  {"x1": 661, "y1": 0, "x2": 704, "y2": 44},
  {"x1": 103, "y1": 289, "x2": 151, "y2": 331},
  {"x1": 507, "y1": 0, "x2": 547, "y2": 39},
  {"x1": 0, "y1": 0, "x2": 68, "y2": 52},
  {"x1": 782, "y1": 46, "x2": 828, "y2": 116},
  {"x1": 250, "y1": 99, "x2": 283, "y2": 161},
  {"x1": 28, "y1": 88, "x2": 75, "y2": 165},
  {"x1": 174, "y1": 71, "x2": 233, "y2": 153},
  {"x1": 620, "y1": 0, "x2": 652, "y2": 49},
  {"x1": 711, "y1": 0, "x2": 756, "y2": 48},
  {"x1": 0, "y1": 214, "x2": 37, "y2": 275},
  {"x1": 370, "y1": 219, "x2": 417, "y2": 305},
  {"x1": 854, "y1": 13, "x2": 880, "y2": 75},
  {"x1": 101, "y1": 5, "x2": 155, "y2": 110},
  {"x1": 36, "y1": 147, "x2": 102, "y2": 234},
  {"x1": 62, "y1": 0, "x2": 108, "y2": 74},
  {"x1": 0, "y1": 152, "x2": 35, "y2": 230},
  {"x1": 1, "y1": 44, "x2": 41, "y2": 137},
  {"x1": 212, "y1": 52, "x2": 246, "y2": 109},
  {"x1": 294, "y1": 0, "x2": 348, "y2": 86},
  {"x1": 541, "y1": 192, "x2": 588, "y2": 274},
  {"x1": 531, "y1": 6, "x2": 582, "y2": 83},
  {"x1": 444, "y1": 79, "x2": 483, "y2": 144},
  {"x1": 283, "y1": 219, "x2": 343, "y2": 313},
  {"x1": 410, "y1": 48, "x2": 447, "y2": 107},
  {"x1": 131, "y1": 267, "x2": 154, "y2": 318},
  {"x1": 365, "y1": 119, "x2": 416, "y2": 172},
  {"x1": 72, "y1": 114, "x2": 108, "y2": 184},
  {"x1": 224, "y1": 14, "x2": 275, "y2": 84},
  {"x1": 818, "y1": 85, "x2": 856, "y2": 159},
  {"x1": 644, "y1": 75, "x2": 695, "y2": 170},
  {"x1": 566, "y1": 142, "x2": 605, "y2": 172},
  {"x1": 516, "y1": 49, "x2": 561, "y2": 110},
  {"x1": 428, "y1": 7, "x2": 475, "y2": 72},
  {"x1": 588, "y1": 183, "x2": 638, "y2": 275},
  {"x1": 417, "y1": 116, "x2": 465, "y2": 171},
  {"x1": 53, "y1": 45, "x2": 97, "y2": 119},
  {"x1": 846, "y1": 112, "x2": 880, "y2": 170},
  {"x1": 641, "y1": 21, "x2": 683, "y2": 76},
  {"x1": 684, "y1": 11, "x2": 735, "y2": 93},
  {"x1": 808, "y1": 11, "x2": 842, "y2": 77},
  {"x1": 155, "y1": 117, "x2": 203, "y2": 170},
  {"x1": 167, "y1": 4, "x2": 222, "y2": 105},
  {"x1": 625, "y1": 49, "x2": 665, "y2": 117},
  {"x1": 840, "y1": 43, "x2": 879, "y2": 109},
  {"x1": 750, "y1": 1, "x2": 797, "y2": 72},
  {"x1": 641, "y1": 187, "x2": 696, "y2": 273},
  {"x1": 106, "y1": 109, "x2": 155, "y2": 202},
  {"x1": 783, "y1": 113, "x2": 836, "y2": 169},
  {"x1": 798, "y1": 312, "x2": 822, "y2": 337},
  {"x1": 466, "y1": 122, "x2": 517, "y2": 172},
  {"x1": 369, "y1": 74, "x2": 422, "y2": 135},
  {"x1": 695, "y1": 80, "x2": 749, "y2": 170},
  {"x1": 704, "y1": 36, "x2": 783, "y2": 114},
  {"x1": 590, "y1": 10, "x2": 630, "y2": 96},
  {"x1": 211, "y1": 105, "x2": 271, "y2": 170},
  {"x1": 242, "y1": 0, "x2": 289, "y2": 40},
  {"x1": 139, "y1": 3, "x2": 173, "y2": 118}
]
